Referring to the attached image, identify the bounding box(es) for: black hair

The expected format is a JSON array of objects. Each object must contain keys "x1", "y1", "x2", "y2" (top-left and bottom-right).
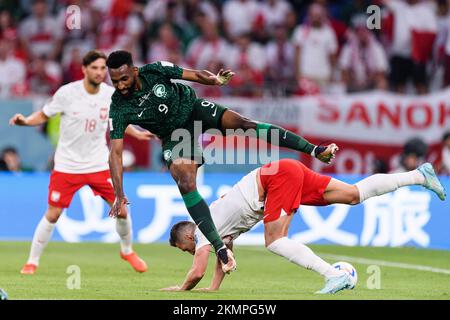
[
  {"x1": 169, "y1": 221, "x2": 195, "y2": 247},
  {"x1": 82, "y1": 50, "x2": 107, "y2": 67},
  {"x1": 1, "y1": 146, "x2": 17, "y2": 156},
  {"x1": 106, "y1": 50, "x2": 133, "y2": 69}
]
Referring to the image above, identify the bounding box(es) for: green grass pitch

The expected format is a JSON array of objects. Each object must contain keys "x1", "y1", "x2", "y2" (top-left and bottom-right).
[{"x1": 0, "y1": 242, "x2": 449, "y2": 300}]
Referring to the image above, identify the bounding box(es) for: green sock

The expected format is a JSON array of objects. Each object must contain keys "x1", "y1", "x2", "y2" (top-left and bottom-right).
[
  {"x1": 182, "y1": 190, "x2": 224, "y2": 252},
  {"x1": 256, "y1": 122, "x2": 315, "y2": 154}
]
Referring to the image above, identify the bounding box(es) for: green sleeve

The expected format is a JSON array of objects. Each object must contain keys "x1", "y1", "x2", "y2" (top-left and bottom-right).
[
  {"x1": 109, "y1": 108, "x2": 127, "y2": 140},
  {"x1": 139, "y1": 61, "x2": 183, "y2": 80}
]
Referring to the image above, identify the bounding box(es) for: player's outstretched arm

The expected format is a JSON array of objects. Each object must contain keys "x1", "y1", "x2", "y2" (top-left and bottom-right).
[
  {"x1": 160, "y1": 245, "x2": 210, "y2": 291},
  {"x1": 108, "y1": 139, "x2": 128, "y2": 218},
  {"x1": 9, "y1": 111, "x2": 49, "y2": 126},
  {"x1": 182, "y1": 68, "x2": 235, "y2": 86}
]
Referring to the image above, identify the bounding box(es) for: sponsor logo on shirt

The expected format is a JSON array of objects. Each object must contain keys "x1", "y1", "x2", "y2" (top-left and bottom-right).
[
  {"x1": 138, "y1": 92, "x2": 152, "y2": 106},
  {"x1": 152, "y1": 84, "x2": 167, "y2": 98}
]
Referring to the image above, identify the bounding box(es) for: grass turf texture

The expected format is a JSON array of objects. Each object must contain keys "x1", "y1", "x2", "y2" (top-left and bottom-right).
[{"x1": 0, "y1": 242, "x2": 449, "y2": 300}]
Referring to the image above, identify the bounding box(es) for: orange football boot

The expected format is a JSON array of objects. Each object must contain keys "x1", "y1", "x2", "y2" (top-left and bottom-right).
[
  {"x1": 20, "y1": 263, "x2": 37, "y2": 275},
  {"x1": 120, "y1": 252, "x2": 148, "y2": 273}
]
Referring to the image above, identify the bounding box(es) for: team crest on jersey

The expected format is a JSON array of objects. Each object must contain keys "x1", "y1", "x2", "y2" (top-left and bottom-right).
[
  {"x1": 163, "y1": 150, "x2": 172, "y2": 161},
  {"x1": 152, "y1": 84, "x2": 167, "y2": 98},
  {"x1": 100, "y1": 107, "x2": 108, "y2": 120}
]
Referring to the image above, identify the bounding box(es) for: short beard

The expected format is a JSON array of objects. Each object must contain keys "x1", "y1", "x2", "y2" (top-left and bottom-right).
[{"x1": 88, "y1": 79, "x2": 101, "y2": 88}]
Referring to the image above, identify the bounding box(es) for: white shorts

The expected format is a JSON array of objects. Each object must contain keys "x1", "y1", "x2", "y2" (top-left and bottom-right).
[{"x1": 195, "y1": 169, "x2": 264, "y2": 250}]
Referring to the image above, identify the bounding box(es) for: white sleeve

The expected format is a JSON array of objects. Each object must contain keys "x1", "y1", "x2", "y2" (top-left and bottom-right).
[
  {"x1": 194, "y1": 227, "x2": 211, "y2": 251},
  {"x1": 373, "y1": 43, "x2": 388, "y2": 72},
  {"x1": 42, "y1": 87, "x2": 69, "y2": 117},
  {"x1": 338, "y1": 45, "x2": 352, "y2": 69},
  {"x1": 291, "y1": 26, "x2": 303, "y2": 47},
  {"x1": 326, "y1": 27, "x2": 338, "y2": 54}
]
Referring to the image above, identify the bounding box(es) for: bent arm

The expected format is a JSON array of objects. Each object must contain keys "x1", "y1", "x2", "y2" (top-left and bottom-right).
[
  {"x1": 209, "y1": 242, "x2": 233, "y2": 290},
  {"x1": 124, "y1": 124, "x2": 155, "y2": 141},
  {"x1": 179, "y1": 245, "x2": 211, "y2": 290},
  {"x1": 9, "y1": 110, "x2": 49, "y2": 126},
  {"x1": 109, "y1": 139, "x2": 125, "y2": 199}
]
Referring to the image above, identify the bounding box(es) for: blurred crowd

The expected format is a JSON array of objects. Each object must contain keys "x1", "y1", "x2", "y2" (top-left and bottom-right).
[{"x1": 1, "y1": 0, "x2": 450, "y2": 98}]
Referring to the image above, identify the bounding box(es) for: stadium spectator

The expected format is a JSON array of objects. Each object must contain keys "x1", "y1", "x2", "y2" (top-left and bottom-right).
[
  {"x1": 222, "y1": 0, "x2": 259, "y2": 40},
  {"x1": 434, "y1": 0, "x2": 449, "y2": 88},
  {"x1": 18, "y1": 0, "x2": 62, "y2": 61},
  {"x1": 258, "y1": 0, "x2": 293, "y2": 35},
  {"x1": 265, "y1": 23, "x2": 296, "y2": 96},
  {"x1": 339, "y1": 15, "x2": 388, "y2": 92},
  {"x1": 144, "y1": 0, "x2": 196, "y2": 52},
  {"x1": 27, "y1": 56, "x2": 62, "y2": 96},
  {"x1": 185, "y1": 18, "x2": 228, "y2": 70},
  {"x1": 95, "y1": 0, "x2": 145, "y2": 62},
  {"x1": 383, "y1": 0, "x2": 437, "y2": 94},
  {"x1": 436, "y1": 131, "x2": 450, "y2": 175},
  {"x1": 147, "y1": 23, "x2": 181, "y2": 63},
  {"x1": 0, "y1": 38, "x2": 26, "y2": 97},
  {"x1": 292, "y1": 3, "x2": 338, "y2": 93},
  {"x1": 57, "y1": 0, "x2": 96, "y2": 69},
  {"x1": 62, "y1": 47, "x2": 84, "y2": 84},
  {"x1": 184, "y1": 0, "x2": 220, "y2": 26},
  {"x1": 226, "y1": 33, "x2": 266, "y2": 73},
  {"x1": 0, "y1": 146, "x2": 22, "y2": 172},
  {"x1": 390, "y1": 137, "x2": 428, "y2": 173}
]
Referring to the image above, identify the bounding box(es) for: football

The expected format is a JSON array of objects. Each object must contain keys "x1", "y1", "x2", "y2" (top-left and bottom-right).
[{"x1": 332, "y1": 261, "x2": 358, "y2": 289}]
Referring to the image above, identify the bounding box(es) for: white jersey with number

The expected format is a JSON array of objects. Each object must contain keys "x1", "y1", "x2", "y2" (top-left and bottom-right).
[
  {"x1": 42, "y1": 80, "x2": 115, "y2": 174},
  {"x1": 195, "y1": 169, "x2": 264, "y2": 250}
]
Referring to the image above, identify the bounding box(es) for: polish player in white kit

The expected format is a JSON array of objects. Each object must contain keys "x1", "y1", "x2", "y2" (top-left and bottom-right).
[
  {"x1": 164, "y1": 158, "x2": 445, "y2": 294},
  {"x1": 9, "y1": 50, "x2": 152, "y2": 274}
]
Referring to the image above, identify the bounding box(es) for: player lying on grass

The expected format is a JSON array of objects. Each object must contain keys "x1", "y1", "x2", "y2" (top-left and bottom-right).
[
  {"x1": 9, "y1": 50, "x2": 151, "y2": 275},
  {"x1": 106, "y1": 50, "x2": 337, "y2": 273},
  {"x1": 163, "y1": 158, "x2": 446, "y2": 294}
]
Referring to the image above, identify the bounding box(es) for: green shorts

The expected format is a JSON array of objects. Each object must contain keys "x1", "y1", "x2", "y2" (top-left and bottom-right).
[{"x1": 161, "y1": 98, "x2": 228, "y2": 168}]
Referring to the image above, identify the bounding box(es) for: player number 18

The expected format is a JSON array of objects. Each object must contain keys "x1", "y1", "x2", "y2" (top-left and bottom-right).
[{"x1": 84, "y1": 119, "x2": 97, "y2": 132}]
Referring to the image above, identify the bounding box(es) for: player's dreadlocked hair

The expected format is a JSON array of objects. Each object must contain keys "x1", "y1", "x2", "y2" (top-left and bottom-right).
[
  {"x1": 106, "y1": 50, "x2": 134, "y2": 69},
  {"x1": 169, "y1": 221, "x2": 196, "y2": 247}
]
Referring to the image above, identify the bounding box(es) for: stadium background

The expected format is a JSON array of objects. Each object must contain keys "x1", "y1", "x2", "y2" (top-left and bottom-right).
[{"x1": 0, "y1": 0, "x2": 449, "y2": 251}]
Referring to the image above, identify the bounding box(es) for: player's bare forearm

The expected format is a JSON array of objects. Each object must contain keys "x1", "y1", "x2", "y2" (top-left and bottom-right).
[
  {"x1": 109, "y1": 139, "x2": 125, "y2": 198},
  {"x1": 124, "y1": 125, "x2": 155, "y2": 141},
  {"x1": 182, "y1": 68, "x2": 234, "y2": 86},
  {"x1": 209, "y1": 258, "x2": 226, "y2": 291},
  {"x1": 179, "y1": 246, "x2": 210, "y2": 290},
  {"x1": 9, "y1": 111, "x2": 48, "y2": 126},
  {"x1": 209, "y1": 242, "x2": 232, "y2": 290}
]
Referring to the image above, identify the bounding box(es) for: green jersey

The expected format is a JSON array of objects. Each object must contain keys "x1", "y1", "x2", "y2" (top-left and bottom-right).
[{"x1": 109, "y1": 61, "x2": 196, "y2": 139}]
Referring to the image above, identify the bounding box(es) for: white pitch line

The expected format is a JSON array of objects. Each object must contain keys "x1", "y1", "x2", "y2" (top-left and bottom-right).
[{"x1": 318, "y1": 253, "x2": 450, "y2": 275}]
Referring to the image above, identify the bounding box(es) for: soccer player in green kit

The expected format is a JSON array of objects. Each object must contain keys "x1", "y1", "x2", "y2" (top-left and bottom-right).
[{"x1": 106, "y1": 50, "x2": 338, "y2": 273}]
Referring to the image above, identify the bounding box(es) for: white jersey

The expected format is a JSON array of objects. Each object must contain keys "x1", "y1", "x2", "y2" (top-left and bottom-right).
[
  {"x1": 43, "y1": 80, "x2": 115, "y2": 174},
  {"x1": 195, "y1": 169, "x2": 264, "y2": 250}
]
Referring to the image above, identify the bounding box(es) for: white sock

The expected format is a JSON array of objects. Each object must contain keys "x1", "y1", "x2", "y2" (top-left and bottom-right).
[
  {"x1": 27, "y1": 216, "x2": 55, "y2": 265},
  {"x1": 267, "y1": 237, "x2": 343, "y2": 279},
  {"x1": 116, "y1": 214, "x2": 133, "y2": 255},
  {"x1": 355, "y1": 170, "x2": 425, "y2": 203}
]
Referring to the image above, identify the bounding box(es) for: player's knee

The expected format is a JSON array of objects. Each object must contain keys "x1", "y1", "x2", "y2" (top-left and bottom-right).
[{"x1": 45, "y1": 206, "x2": 63, "y2": 223}]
